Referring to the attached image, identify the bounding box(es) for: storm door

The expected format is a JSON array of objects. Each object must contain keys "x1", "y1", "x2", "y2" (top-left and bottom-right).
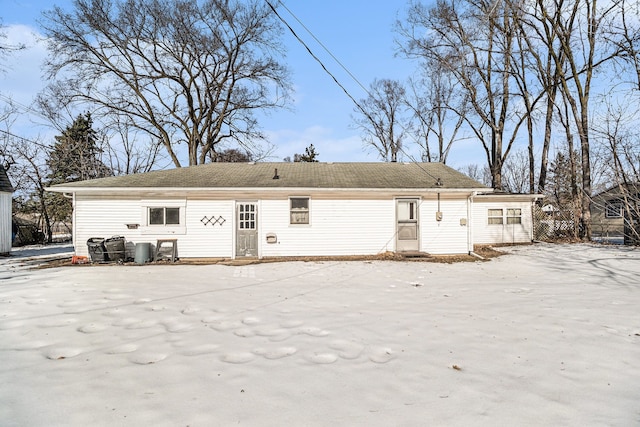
[
  {"x1": 236, "y1": 202, "x2": 258, "y2": 257},
  {"x1": 396, "y1": 199, "x2": 420, "y2": 252}
]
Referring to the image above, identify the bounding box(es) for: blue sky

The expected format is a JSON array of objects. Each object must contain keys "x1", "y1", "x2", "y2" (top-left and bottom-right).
[{"x1": 0, "y1": 0, "x2": 486, "y2": 168}]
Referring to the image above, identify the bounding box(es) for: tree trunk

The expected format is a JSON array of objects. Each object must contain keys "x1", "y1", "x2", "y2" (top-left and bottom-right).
[{"x1": 537, "y1": 83, "x2": 557, "y2": 193}]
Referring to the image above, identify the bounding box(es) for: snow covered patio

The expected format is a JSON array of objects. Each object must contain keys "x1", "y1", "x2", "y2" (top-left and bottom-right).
[{"x1": 1, "y1": 243, "x2": 639, "y2": 426}]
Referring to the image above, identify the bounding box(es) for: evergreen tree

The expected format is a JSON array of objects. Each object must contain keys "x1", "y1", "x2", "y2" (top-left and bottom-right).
[
  {"x1": 48, "y1": 113, "x2": 111, "y2": 185},
  {"x1": 296, "y1": 144, "x2": 320, "y2": 162},
  {"x1": 45, "y1": 113, "x2": 112, "y2": 231}
]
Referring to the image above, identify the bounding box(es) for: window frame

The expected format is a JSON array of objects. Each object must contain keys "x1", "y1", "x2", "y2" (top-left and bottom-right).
[
  {"x1": 141, "y1": 200, "x2": 186, "y2": 235},
  {"x1": 488, "y1": 208, "x2": 504, "y2": 225},
  {"x1": 605, "y1": 200, "x2": 623, "y2": 218},
  {"x1": 149, "y1": 207, "x2": 181, "y2": 226},
  {"x1": 289, "y1": 197, "x2": 310, "y2": 225},
  {"x1": 237, "y1": 202, "x2": 257, "y2": 230},
  {"x1": 506, "y1": 208, "x2": 522, "y2": 225}
]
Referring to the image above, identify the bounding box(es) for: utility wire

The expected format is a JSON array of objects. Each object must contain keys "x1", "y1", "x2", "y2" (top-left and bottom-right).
[
  {"x1": 274, "y1": 0, "x2": 370, "y2": 95},
  {"x1": 266, "y1": 0, "x2": 444, "y2": 185},
  {"x1": 265, "y1": 1, "x2": 369, "y2": 116},
  {"x1": 0, "y1": 128, "x2": 52, "y2": 151}
]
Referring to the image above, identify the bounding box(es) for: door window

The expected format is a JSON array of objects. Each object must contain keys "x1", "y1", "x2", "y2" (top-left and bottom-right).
[{"x1": 238, "y1": 204, "x2": 256, "y2": 230}]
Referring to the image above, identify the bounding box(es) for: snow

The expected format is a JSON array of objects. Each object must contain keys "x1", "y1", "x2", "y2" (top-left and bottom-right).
[{"x1": 1, "y1": 243, "x2": 639, "y2": 426}]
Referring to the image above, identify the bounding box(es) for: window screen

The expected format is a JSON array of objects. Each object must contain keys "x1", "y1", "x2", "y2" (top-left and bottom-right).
[
  {"x1": 290, "y1": 197, "x2": 309, "y2": 224},
  {"x1": 488, "y1": 209, "x2": 503, "y2": 225}
]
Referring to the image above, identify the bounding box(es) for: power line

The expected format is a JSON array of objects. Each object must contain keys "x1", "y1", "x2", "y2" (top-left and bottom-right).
[
  {"x1": 266, "y1": 1, "x2": 444, "y2": 185},
  {"x1": 274, "y1": 1, "x2": 370, "y2": 95},
  {"x1": 0, "y1": 92, "x2": 48, "y2": 122},
  {"x1": 266, "y1": 1, "x2": 369, "y2": 113},
  {"x1": 0, "y1": 128, "x2": 52, "y2": 151}
]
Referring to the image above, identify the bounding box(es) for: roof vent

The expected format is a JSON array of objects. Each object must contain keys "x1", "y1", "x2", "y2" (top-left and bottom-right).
[
  {"x1": 273, "y1": 168, "x2": 279, "y2": 180},
  {"x1": 435, "y1": 178, "x2": 443, "y2": 187}
]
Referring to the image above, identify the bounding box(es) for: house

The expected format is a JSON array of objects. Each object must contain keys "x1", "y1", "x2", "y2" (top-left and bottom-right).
[
  {"x1": 47, "y1": 162, "x2": 540, "y2": 260},
  {"x1": 0, "y1": 165, "x2": 14, "y2": 255},
  {"x1": 591, "y1": 182, "x2": 640, "y2": 244}
]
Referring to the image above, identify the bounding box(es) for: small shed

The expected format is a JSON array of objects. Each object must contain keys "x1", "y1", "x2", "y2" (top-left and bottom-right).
[{"x1": 0, "y1": 165, "x2": 14, "y2": 255}]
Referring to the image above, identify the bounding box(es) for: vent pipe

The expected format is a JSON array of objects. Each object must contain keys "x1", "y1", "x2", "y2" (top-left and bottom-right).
[{"x1": 273, "y1": 168, "x2": 279, "y2": 179}]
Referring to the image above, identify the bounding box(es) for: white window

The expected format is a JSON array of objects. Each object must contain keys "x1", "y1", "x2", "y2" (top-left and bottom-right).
[
  {"x1": 507, "y1": 208, "x2": 522, "y2": 224},
  {"x1": 488, "y1": 209, "x2": 503, "y2": 225},
  {"x1": 141, "y1": 199, "x2": 186, "y2": 235},
  {"x1": 605, "y1": 201, "x2": 623, "y2": 218},
  {"x1": 149, "y1": 207, "x2": 181, "y2": 225},
  {"x1": 290, "y1": 197, "x2": 310, "y2": 224},
  {"x1": 238, "y1": 203, "x2": 256, "y2": 230}
]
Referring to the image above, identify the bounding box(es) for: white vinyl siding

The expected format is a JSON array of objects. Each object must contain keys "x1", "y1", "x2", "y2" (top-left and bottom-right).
[
  {"x1": 73, "y1": 196, "x2": 234, "y2": 258},
  {"x1": 183, "y1": 200, "x2": 233, "y2": 258},
  {"x1": 473, "y1": 199, "x2": 533, "y2": 244},
  {"x1": 71, "y1": 192, "x2": 483, "y2": 258},
  {"x1": 73, "y1": 196, "x2": 140, "y2": 258},
  {"x1": 420, "y1": 198, "x2": 469, "y2": 254},
  {"x1": 261, "y1": 199, "x2": 395, "y2": 257},
  {"x1": 0, "y1": 192, "x2": 11, "y2": 254}
]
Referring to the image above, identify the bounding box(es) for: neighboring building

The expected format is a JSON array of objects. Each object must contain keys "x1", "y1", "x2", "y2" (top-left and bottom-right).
[
  {"x1": 591, "y1": 183, "x2": 640, "y2": 244},
  {"x1": 0, "y1": 165, "x2": 14, "y2": 255},
  {"x1": 47, "y1": 162, "x2": 539, "y2": 260}
]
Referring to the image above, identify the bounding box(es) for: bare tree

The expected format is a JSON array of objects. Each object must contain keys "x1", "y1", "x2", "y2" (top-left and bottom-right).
[
  {"x1": 502, "y1": 148, "x2": 533, "y2": 193},
  {"x1": 6, "y1": 136, "x2": 56, "y2": 243},
  {"x1": 529, "y1": 0, "x2": 626, "y2": 240},
  {"x1": 397, "y1": 0, "x2": 528, "y2": 189},
  {"x1": 0, "y1": 19, "x2": 25, "y2": 72},
  {"x1": 352, "y1": 79, "x2": 410, "y2": 162},
  {"x1": 608, "y1": 0, "x2": 640, "y2": 89},
  {"x1": 459, "y1": 163, "x2": 492, "y2": 187},
  {"x1": 105, "y1": 117, "x2": 163, "y2": 175},
  {"x1": 592, "y1": 98, "x2": 640, "y2": 242},
  {"x1": 40, "y1": 0, "x2": 292, "y2": 167},
  {"x1": 405, "y1": 60, "x2": 467, "y2": 163},
  {"x1": 510, "y1": 0, "x2": 566, "y2": 194},
  {"x1": 210, "y1": 148, "x2": 254, "y2": 163}
]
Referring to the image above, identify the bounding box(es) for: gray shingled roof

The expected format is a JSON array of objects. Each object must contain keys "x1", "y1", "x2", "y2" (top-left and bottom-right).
[
  {"x1": 49, "y1": 162, "x2": 488, "y2": 191},
  {"x1": 0, "y1": 166, "x2": 13, "y2": 193}
]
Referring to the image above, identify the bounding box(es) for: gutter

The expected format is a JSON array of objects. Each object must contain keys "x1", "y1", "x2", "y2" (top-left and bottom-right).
[
  {"x1": 46, "y1": 186, "x2": 491, "y2": 194},
  {"x1": 468, "y1": 191, "x2": 478, "y2": 254}
]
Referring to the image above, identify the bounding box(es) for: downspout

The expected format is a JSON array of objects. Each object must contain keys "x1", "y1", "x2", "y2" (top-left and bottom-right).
[
  {"x1": 63, "y1": 192, "x2": 77, "y2": 255},
  {"x1": 468, "y1": 191, "x2": 478, "y2": 256},
  {"x1": 73, "y1": 192, "x2": 77, "y2": 254}
]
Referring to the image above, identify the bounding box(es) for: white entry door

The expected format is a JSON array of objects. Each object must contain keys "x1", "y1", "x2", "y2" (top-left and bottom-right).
[
  {"x1": 236, "y1": 202, "x2": 258, "y2": 257},
  {"x1": 396, "y1": 199, "x2": 419, "y2": 252}
]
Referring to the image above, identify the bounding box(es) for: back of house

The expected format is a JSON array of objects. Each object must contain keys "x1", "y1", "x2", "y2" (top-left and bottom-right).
[{"x1": 48, "y1": 162, "x2": 539, "y2": 260}]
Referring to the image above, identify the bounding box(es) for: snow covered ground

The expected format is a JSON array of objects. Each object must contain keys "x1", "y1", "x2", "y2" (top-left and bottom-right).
[{"x1": 1, "y1": 243, "x2": 639, "y2": 426}]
